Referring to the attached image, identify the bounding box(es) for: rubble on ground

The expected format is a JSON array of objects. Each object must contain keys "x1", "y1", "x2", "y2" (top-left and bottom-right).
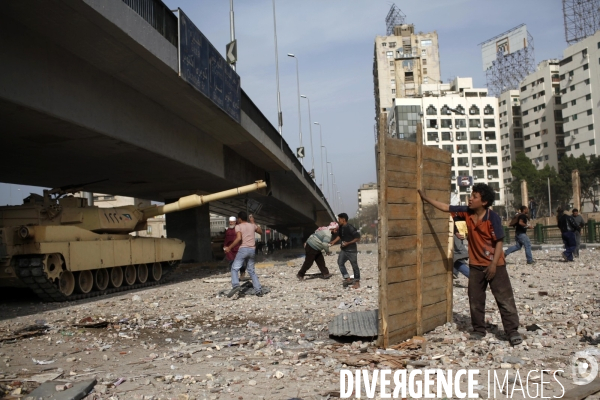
[{"x1": 0, "y1": 244, "x2": 599, "y2": 399}]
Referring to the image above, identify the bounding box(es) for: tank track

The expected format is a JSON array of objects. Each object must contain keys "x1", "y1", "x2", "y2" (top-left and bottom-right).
[{"x1": 14, "y1": 256, "x2": 179, "y2": 302}]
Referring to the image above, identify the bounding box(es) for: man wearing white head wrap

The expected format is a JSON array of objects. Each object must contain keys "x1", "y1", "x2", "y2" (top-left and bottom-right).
[{"x1": 296, "y1": 222, "x2": 339, "y2": 280}]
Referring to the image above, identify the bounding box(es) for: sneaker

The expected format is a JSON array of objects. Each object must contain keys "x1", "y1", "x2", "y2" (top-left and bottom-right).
[
  {"x1": 351, "y1": 281, "x2": 361, "y2": 289},
  {"x1": 320, "y1": 273, "x2": 332, "y2": 279},
  {"x1": 342, "y1": 278, "x2": 354, "y2": 286},
  {"x1": 562, "y1": 253, "x2": 568, "y2": 262},
  {"x1": 296, "y1": 274, "x2": 304, "y2": 281},
  {"x1": 452, "y1": 272, "x2": 459, "y2": 279},
  {"x1": 255, "y1": 290, "x2": 264, "y2": 297},
  {"x1": 527, "y1": 260, "x2": 536, "y2": 264},
  {"x1": 226, "y1": 285, "x2": 242, "y2": 298}
]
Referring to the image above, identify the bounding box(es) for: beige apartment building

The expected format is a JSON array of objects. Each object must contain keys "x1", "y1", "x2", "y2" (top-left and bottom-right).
[
  {"x1": 520, "y1": 60, "x2": 565, "y2": 170},
  {"x1": 498, "y1": 90, "x2": 522, "y2": 191},
  {"x1": 559, "y1": 30, "x2": 600, "y2": 158},
  {"x1": 387, "y1": 77, "x2": 505, "y2": 207},
  {"x1": 358, "y1": 183, "x2": 378, "y2": 211},
  {"x1": 374, "y1": 24, "x2": 441, "y2": 134}
]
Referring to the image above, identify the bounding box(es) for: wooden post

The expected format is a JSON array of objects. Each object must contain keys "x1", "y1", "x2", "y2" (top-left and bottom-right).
[
  {"x1": 572, "y1": 169, "x2": 581, "y2": 210},
  {"x1": 377, "y1": 120, "x2": 389, "y2": 348},
  {"x1": 415, "y1": 123, "x2": 424, "y2": 335},
  {"x1": 446, "y1": 216, "x2": 454, "y2": 323},
  {"x1": 520, "y1": 180, "x2": 528, "y2": 208}
]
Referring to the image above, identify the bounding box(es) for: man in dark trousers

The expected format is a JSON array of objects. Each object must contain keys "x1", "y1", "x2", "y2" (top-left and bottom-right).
[
  {"x1": 572, "y1": 208, "x2": 585, "y2": 257},
  {"x1": 418, "y1": 183, "x2": 522, "y2": 346},
  {"x1": 557, "y1": 207, "x2": 577, "y2": 262},
  {"x1": 504, "y1": 206, "x2": 535, "y2": 264},
  {"x1": 329, "y1": 213, "x2": 361, "y2": 289},
  {"x1": 528, "y1": 198, "x2": 537, "y2": 219}
]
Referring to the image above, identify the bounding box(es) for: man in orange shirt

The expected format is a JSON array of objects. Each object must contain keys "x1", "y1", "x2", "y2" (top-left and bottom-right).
[{"x1": 418, "y1": 183, "x2": 522, "y2": 345}]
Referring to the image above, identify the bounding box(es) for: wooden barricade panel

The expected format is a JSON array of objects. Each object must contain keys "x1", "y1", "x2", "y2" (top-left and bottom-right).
[{"x1": 377, "y1": 124, "x2": 453, "y2": 347}]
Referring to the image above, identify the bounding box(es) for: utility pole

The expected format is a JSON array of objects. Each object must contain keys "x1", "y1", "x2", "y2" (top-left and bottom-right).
[
  {"x1": 548, "y1": 177, "x2": 552, "y2": 216},
  {"x1": 271, "y1": 0, "x2": 283, "y2": 142},
  {"x1": 229, "y1": 0, "x2": 236, "y2": 71}
]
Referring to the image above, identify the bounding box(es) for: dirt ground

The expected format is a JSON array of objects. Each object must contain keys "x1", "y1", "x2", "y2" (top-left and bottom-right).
[{"x1": 0, "y1": 243, "x2": 599, "y2": 399}]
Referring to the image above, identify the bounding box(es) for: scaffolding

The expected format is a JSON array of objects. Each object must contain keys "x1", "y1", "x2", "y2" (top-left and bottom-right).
[
  {"x1": 385, "y1": 4, "x2": 406, "y2": 36},
  {"x1": 563, "y1": 0, "x2": 600, "y2": 45},
  {"x1": 479, "y1": 25, "x2": 536, "y2": 97}
]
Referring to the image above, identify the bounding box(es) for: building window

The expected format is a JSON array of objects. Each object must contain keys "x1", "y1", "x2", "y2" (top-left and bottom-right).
[
  {"x1": 386, "y1": 51, "x2": 393, "y2": 58},
  {"x1": 442, "y1": 131, "x2": 452, "y2": 141},
  {"x1": 525, "y1": 147, "x2": 531, "y2": 153},
  {"x1": 391, "y1": 89, "x2": 396, "y2": 94},
  {"x1": 585, "y1": 78, "x2": 591, "y2": 84},
  {"x1": 569, "y1": 71, "x2": 574, "y2": 77},
  {"x1": 591, "y1": 139, "x2": 595, "y2": 146},
  {"x1": 589, "y1": 124, "x2": 594, "y2": 130},
  {"x1": 389, "y1": 42, "x2": 396, "y2": 48},
  {"x1": 382, "y1": 42, "x2": 387, "y2": 47},
  {"x1": 147, "y1": 226, "x2": 152, "y2": 234},
  {"x1": 535, "y1": 131, "x2": 540, "y2": 137},
  {"x1": 521, "y1": 86, "x2": 527, "y2": 92},
  {"x1": 571, "y1": 100, "x2": 576, "y2": 106},
  {"x1": 574, "y1": 128, "x2": 579, "y2": 135},
  {"x1": 442, "y1": 145, "x2": 453, "y2": 153},
  {"x1": 422, "y1": 59, "x2": 427, "y2": 66},
  {"x1": 570, "y1": 85, "x2": 575, "y2": 91},
  {"x1": 535, "y1": 119, "x2": 539, "y2": 125},
  {"x1": 389, "y1": 61, "x2": 394, "y2": 66},
  {"x1": 426, "y1": 105, "x2": 437, "y2": 115},
  {"x1": 573, "y1": 114, "x2": 578, "y2": 121},
  {"x1": 524, "y1": 122, "x2": 529, "y2": 128},
  {"x1": 575, "y1": 143, "x2": 580, "y2": 149},
  {"x1": 588, "y1": 109, "x2": 593, "y2": 115},
  {"x1": 584, "y1": 63, "x2": 589, "y2": 70},
  {"x1": 469, "y1": 105, "x2": 480, "y2": 115},
  {"x1": 564, "y1": 116, "x2": 569, "y2": 122},
  {"x1": 544, "y1": 142, "x2": 548, "y2": 148},
  {"x1": 586, "y1": 94, "x2": 592, "y2": 100},
  {"x1": 523, "y1": 110, "x2": 529, "y2": 116},
  {"x1": 484, "y1": 105, "x2": 494, "y2": 115},
  {"x1": 542, "y1": 116, "x2": 546, "y2": 122}
]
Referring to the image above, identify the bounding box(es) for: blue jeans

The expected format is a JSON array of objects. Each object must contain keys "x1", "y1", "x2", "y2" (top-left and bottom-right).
[
  {"x1": 562, "y1": 231, "x2": 576, "y2": 261},
  {"x1": 338, "y1": 250, "x2": 360, "y2": 280},
  {"x1": 504, "y1": 232, "x2": 533, "y2": 262},
  {"x1": 453, "y1": 259, "x2": 470, "y2": 278},
  {"x1": 231, "y1": 247, "x2": 261, "y2": 291}
]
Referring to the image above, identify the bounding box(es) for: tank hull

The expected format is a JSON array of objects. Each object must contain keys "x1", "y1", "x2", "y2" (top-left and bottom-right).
[{"x1": 0, "y1": 225, "x2": 184, "y2": 300}]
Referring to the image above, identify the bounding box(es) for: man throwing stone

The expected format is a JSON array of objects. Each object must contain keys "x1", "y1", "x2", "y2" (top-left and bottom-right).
[{"x1": 329, "y1": 213, "x2": 361, "y2": 289}]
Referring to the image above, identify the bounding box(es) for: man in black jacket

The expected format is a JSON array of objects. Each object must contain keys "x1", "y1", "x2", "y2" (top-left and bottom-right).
[
  {"x1": 557, "y1": 207, "x2": 577, "y2": 262},
  {"x1": 329, "y1": 213, "x2": 361, "y2": 289}
]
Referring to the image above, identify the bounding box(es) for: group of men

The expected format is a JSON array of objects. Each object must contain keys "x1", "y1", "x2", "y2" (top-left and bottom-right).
[{"x1": 221, "y1": 211, "x2": 363, "y2": 297}]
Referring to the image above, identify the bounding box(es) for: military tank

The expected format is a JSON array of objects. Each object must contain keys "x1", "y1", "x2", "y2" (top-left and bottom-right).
[{"x1": 0, "y1": 180, "x2": 267, "y2": 301}]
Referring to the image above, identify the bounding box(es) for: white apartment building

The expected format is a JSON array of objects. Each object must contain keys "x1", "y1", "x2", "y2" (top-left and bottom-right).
[
  {"x1": 559, "y1": 30, "x2": 600, "y2": 158},
  {"x1": 520, "y1": 60, "x2": 565, "y2": 170},
  {"x1": 387, "y1": 77, "x2": 504, "y2": 206},
  {"x1": 358, "y1": 183, "x2": 378, "y2": 211},
  {"x1": 374, "y1": 24, "x2": 441, "y2": 134},
  {"x1": 498, "y1": 90, "x2": 522, "y2": 191}
]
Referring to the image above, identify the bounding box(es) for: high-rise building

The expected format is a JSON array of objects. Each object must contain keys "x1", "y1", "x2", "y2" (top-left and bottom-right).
[
  {"x1": 357, "y1": 183, "x2": 378, "y2": 211},
  {"x1": 519, "y1": 60, "x2": 565, "y2": 170},
  {"x1": 498, "y1": 90, "x2": 522, "y2": 193},
  {"x1": 559, "y1": 30, "x2": 600, "y2": 158},
  {"x1": 373, "y1": 24, "x2": 441, "y2": 135},
  {"x1": 387, "y1": 78, "x2": 504, "y2": 207}
]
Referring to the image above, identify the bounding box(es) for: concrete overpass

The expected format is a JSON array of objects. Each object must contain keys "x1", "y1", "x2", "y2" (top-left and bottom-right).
[{"x1": 0, "y1": 0, "x2": 333, "y2": 261}]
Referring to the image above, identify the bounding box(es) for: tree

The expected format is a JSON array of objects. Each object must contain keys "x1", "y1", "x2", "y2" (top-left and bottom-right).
[{"x1": 355, "y1": 204, "x2": 378, "y2": 237}]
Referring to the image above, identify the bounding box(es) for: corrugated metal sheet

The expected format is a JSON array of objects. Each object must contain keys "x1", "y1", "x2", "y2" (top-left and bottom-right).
[{"x1": 328, "y1": 309, "x2": 379, "y2": 338}]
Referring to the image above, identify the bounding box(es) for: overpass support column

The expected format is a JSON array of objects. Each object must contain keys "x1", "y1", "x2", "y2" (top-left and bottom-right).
[{"x1": 165, "y1": 203, "x2": 212, "y2": 263}]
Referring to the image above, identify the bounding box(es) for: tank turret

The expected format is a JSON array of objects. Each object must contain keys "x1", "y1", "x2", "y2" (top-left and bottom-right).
[{"x1": 0, "y1": 181, "x2": 267, "y2": 301}]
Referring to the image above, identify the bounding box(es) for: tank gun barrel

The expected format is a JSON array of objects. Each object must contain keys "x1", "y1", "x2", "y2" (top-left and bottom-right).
[{"x1": 142, "y1": 181, "x2": 267, "y2": 219}]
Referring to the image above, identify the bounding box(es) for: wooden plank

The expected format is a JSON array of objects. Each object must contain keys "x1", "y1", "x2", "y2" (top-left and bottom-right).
[
  {"x1": 387, "y1": 171, "x2": 417, "y2": 189},
  {"x1": 387, "y1": 154, "x2": 417, "y2": 173},
  {"x1": 423, "y1": 160, "x2": 452, "y2": 178},
  {"x1": 387, "y1": 279, "x2": 417, "y2": 301},
  {"x1": 386, "y1": 137, "x2": 418, "y2": 158},
  {"x1": 388, "y1": 294, "x2": 418, "y2": 316},
  {"x1": 388, "y1": 233, "x2": 452, "y2": 251},
  {"x1": 388, "y1": 219, "x2": 448, "y2": 237},
  {"x1": 388, "y1": 204, "x2": 417, "y2": 219},
  {"x1": 422, "y1": 273, "x2": 447, "y2": 292},
  {"x1": 377, "y1": 133, "x2": 389, "y2": 347},
  {"x1": 387, "y1": 187, "x2": 416, "y2": 204},
  {"x1": 387, "y1": 265, "x2": 417, "y2": 284},
  {"x1": 422, "y1": 260, "x2": 449, "y2": 278},
  {"x1": 416, "y1": 122, "x2": 424, "y2": 336},
  {"x1": 422, "y1": 287, "x2": 447, "y2": 306},
  {"x1": 446, "y1": 217, "x2": 454, "y2": 324},
  {"x1": 387, "y1": 324, "x2": 418, "y2": 345},
  {"x1": 388, "y1": 248, "x2": 445, "y2": 268},
  {"x1": 423, "y1": 145, "x2": 452, "y2": 163},
  {"x1": 422, "y1": 300, "x2": 447, "y2": 321},
  {"x1": 422, "y1": 313, "x2": 448, "y2": 334},
  {"x1": 388, "y1": 310, "x2": 417, "y2": 332}
]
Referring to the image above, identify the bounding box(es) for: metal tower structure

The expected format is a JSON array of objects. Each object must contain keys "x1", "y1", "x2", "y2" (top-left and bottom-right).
[
  {"x1": 479, "y1": 24, "x2": 536, "y2": 97},
  {"x1": 385, "y1": 4, "x2": 406, "y2": 36},
  {"x1": 562, "y1": 0, "x2": 600, "y2": 45}
]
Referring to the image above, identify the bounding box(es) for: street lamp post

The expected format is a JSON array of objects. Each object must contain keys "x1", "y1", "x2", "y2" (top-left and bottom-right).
[
  {"x1": 314, "y1": 122, "x2": 324, "y2": 191},
  {"x1": 287, "y1": 54, "x2": 302, "y2": 163},
  {"x1": 271, "y1": 0, "x2": 283, "y2": 143},
  {"x1": 229, "y1": 0, "x2": 236, "y2": 71},
  {"x1": 327, "y1": 161, "x2": 334, "y2": 207},
  {"x1": 300, "y1": 95, "x2": 314, "y2": 177},
  {"x1": 322, "y1": 146, "x2": 330, "y2": 200}
]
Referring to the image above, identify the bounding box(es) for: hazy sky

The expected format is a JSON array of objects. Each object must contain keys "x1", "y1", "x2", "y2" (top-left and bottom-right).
[{"x1": 0, "y1": 0, "x2": 567, "y2": 213}]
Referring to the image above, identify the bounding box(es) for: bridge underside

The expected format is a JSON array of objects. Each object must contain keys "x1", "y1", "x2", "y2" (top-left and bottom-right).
[{"x1": 0, "y1": 0, "x2": 333, "y2": 261}]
